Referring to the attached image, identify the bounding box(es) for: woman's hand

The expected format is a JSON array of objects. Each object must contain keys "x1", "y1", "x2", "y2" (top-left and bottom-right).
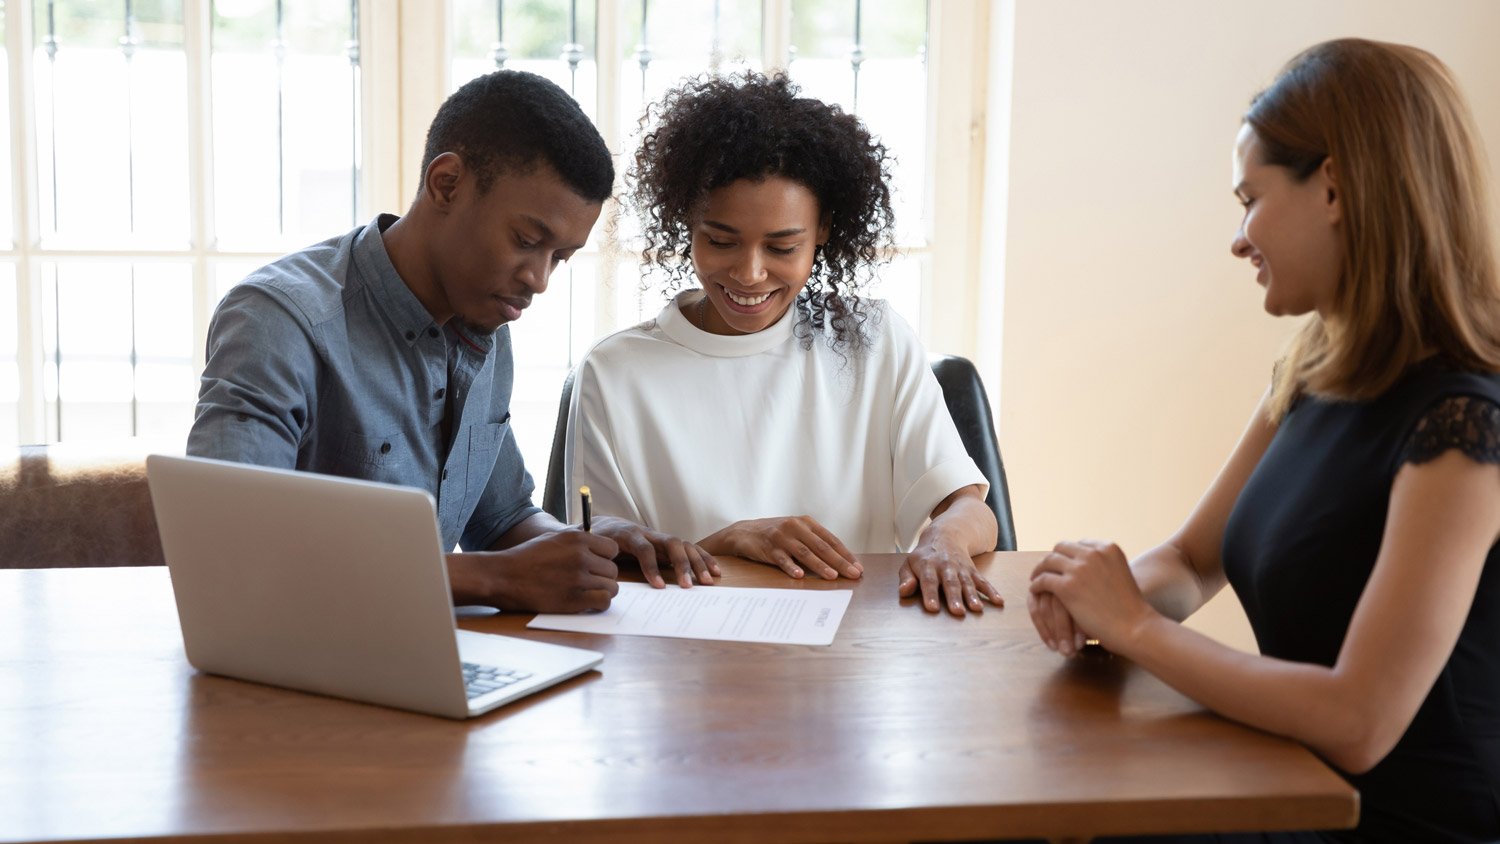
[
  {"x1": 1029, "y1": 539, "x2": 1158, "y2": 653},
  {"x1": 699, "y1": 516, "x2": 863, "y2": 581},
  {"x1": 589, "y1": 515, "x2": 720, "y2": 588},
  {"x1": 898, "y1": 536, "x2": 1003, "y2": 616}
]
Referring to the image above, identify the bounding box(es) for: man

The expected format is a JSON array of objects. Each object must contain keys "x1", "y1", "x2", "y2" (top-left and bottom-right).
[{"x1": 188, "y1": 70, "x2": 716, "y2": 612}]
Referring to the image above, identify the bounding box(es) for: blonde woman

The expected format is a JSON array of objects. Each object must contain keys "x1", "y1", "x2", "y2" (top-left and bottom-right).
[{"x1": 1031, "y1": 40, "x2": 1500, "y2": 843}]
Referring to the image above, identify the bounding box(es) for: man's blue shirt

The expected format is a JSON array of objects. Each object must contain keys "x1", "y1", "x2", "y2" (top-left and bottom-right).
[{"x1": 187, "y1": 214, "x2": 541, "y2": 551}]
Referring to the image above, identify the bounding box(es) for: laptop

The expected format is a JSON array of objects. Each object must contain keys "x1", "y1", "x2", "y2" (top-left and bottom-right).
[{"x1": 145, "y1": 454, "x2": 603, "y2": 719}]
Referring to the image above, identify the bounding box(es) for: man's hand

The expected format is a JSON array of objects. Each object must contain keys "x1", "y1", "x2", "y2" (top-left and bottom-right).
[
  {"x1": 448, "y1": 528, "x2": 620, "y2": 613},
  {"x1": 589, "y1": 515, "x2": 720, "y2": 589},
  {"x1": 699, "y1": 516, "x2": 863, "y2": 581}
]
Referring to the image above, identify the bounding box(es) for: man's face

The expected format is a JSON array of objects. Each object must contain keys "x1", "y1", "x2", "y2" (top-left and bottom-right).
[{"x1": 430, "y1": 161, "x2": 602, "y2": 335}]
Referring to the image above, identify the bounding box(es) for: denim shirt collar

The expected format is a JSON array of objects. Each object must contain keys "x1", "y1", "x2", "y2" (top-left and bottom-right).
[{"x1": 353, "y1": 214, "x2": 493, "y2": 356}]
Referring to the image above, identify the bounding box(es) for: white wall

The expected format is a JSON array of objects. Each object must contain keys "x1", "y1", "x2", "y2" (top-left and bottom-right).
[{"x1": 987, "y1": 0, "x2": 1500, "y2": 648}]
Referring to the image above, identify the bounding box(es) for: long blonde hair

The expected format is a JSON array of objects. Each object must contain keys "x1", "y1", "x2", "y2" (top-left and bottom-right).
[{"x1": 1250, "y1": 39, "x2": 1500, "y2": 419}]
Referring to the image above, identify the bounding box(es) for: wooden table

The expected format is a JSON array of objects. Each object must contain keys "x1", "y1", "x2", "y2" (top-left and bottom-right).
[{"x1": 0, "y1": 554, "x2": 1356, "y2": 843}]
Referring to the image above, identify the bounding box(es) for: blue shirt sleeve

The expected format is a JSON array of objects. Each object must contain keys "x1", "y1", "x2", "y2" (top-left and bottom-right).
[
  {"x1": 461, "y1": 416, "x2": 542, "y2": 551},
  {"x1": 186, "y1": 283, "x2": 318, "y2": 469}
]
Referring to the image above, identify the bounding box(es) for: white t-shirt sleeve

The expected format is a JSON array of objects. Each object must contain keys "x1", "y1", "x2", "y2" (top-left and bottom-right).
[
  {"x1": 564, "y1": 347, "x2": 645, "y2": 526},
  {"x1": 883, "y1": 309, "x2": 989, "y2": 547}
]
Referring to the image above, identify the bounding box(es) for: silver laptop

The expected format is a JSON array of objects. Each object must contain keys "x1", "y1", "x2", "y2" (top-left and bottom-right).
[{"x1": 146, "y1": 454, "x2": 602, "y2": 719}]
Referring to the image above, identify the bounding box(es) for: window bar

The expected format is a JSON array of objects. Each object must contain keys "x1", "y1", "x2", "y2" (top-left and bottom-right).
[
  {"x1": 632, "y1": 0, "x2": 650, "y2": 98},
  {"x1": 122, "y1": 0, "x2": 141, "y2": 435},
  {"x1": 708, "y1": 0, "x2": 721, "y2": 73},
  {"x1": 50, "y1": 269, "x2": 60, "y2": 439},
  {"x1": 561, "y1": 0, "x2": 582, "y2": 93},
  {"x1": 42, "y1": 0, "x2": 57, "y2": 233},
  {"x1": 489, "y1": 0, "x2": 507, "y2": 69},
  {"x1": 42, "y1": 0, "x2": 60, "y2": 437},
  {"x1": 849, "y1": 0, "x2": 864, "y2": 112},
  {"x1": 347, "y1": 0, "x2": 360, "y2": 225},
  {"x1": 560, "y1": 0, "x2": 584, "y2": 359},
  {"x1": 273, "y1": 0, "x2": 286, "y2": 234}
]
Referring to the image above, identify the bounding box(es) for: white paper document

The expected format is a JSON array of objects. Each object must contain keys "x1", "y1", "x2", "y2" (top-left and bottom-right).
[{"x1": 527, "y1": 582, "x2": 853, "y2": 646}]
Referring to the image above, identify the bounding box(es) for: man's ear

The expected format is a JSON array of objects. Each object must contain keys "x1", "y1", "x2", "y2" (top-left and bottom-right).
[
  {"x1": 424, "y1": 152, "x2": 465, "y2": 209},
  {"x1": 1320, "y1": 156, "x2": 1341, "y2": 226}
]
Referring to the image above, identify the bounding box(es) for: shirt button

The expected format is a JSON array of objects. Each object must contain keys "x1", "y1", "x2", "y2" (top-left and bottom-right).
[
  {"x1": 379, "y1": 442, "x2": 392, "y2": 454},
  {"x1": 404, "y1": 330, "x2": 416, "y2": 341},
  {"x1": 428, "y1": 327, "x2": 440, "y2": 338},
  {"x1": 434, "y1": 387, "x2": 446, "y2": 400}
]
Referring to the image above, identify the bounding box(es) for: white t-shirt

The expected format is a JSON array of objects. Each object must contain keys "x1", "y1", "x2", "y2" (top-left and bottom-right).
[{"x1": 564, "y1": 292, "x2": 987, "y2": 552}]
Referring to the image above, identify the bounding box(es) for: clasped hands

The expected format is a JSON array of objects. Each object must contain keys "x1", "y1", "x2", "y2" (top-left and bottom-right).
[{"x1": 1029, "y1": 539, "x2": 1157, "y2": 657}]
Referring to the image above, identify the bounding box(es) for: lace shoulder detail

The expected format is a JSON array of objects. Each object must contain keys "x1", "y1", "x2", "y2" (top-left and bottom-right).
[{"x1": 1400, "y1": 394, "x2": 1500, "y2": 466}]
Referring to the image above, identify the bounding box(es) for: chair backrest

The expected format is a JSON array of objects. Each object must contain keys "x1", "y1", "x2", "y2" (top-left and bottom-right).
[
  {"x1": 542, "y1": 369, "x2": 577, "y2": 522},
  {"x1": 928, "y1": 354, "x2": 1016, "y2": 551},
  {"x1": 542, "y1": 356, "x2": 1016, "y2": 551}
]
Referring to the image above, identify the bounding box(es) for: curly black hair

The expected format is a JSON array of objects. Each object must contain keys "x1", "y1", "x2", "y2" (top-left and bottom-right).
[
  {"x1": 626, "y1": 71, "x2": 896, "y2": 352},
  {"x1": 421, "y1": 70, "x2": 613, "y2": 203}
]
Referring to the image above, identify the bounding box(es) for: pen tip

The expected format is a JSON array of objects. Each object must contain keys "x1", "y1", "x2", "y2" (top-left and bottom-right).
[{"x1": 579, "y1": 485, "x2": 591, "y2": 497}]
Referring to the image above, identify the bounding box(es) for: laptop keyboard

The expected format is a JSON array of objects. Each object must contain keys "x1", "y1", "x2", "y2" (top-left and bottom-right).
[{"x1": 462, "y1": 661, "x2": 534, "y2": 699}]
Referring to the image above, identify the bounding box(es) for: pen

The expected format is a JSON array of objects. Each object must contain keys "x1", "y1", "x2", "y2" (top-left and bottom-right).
[{"x1": 579, "y1": 485, "x2": 592, "y2": 532}]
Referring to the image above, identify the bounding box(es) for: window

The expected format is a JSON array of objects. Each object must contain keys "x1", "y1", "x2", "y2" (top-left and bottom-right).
[
  {"x1": 4, "y1": 1, "x2": 989, "y2": 486},
  {"x1": 3, "y1": 0, "x2": 363, "y2": 446},
  {"x1": 443, "y1": 0, "x2": 940, "y2": 476}
]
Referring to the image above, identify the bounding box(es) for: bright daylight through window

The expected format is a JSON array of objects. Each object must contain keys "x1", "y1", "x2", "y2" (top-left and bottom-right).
[{"x1": 2, "y1": 0, "x2": 941, "y2": 481}]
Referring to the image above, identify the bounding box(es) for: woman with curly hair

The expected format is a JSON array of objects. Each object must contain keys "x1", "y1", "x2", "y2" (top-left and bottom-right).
[
  {"x1": 1034, "y1": 39, "x2": 1500, "y2": 843},
  {"x1": 563, "y1": 71, "x2": 1000, "y2": 615}
]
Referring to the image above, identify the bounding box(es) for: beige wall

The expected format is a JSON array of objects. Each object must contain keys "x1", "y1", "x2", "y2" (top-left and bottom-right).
[{"x1": 989, "y1": 0, "x2": 1500, "y2": 649}]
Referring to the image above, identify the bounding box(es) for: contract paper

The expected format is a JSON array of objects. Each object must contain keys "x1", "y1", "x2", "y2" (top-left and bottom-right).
[{"x1": 527, "y1": 582, "x2": 853, "y2": 646}]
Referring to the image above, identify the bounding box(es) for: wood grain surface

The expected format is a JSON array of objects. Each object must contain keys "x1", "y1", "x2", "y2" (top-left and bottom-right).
[{"x1": 0, "y1": 554, "x2": 1357, "y2": 843}]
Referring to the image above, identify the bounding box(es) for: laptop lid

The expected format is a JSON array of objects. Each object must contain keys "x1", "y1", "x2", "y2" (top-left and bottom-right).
[{"x1": 145, "y1": 454, "x2": 597, "y2": 719}]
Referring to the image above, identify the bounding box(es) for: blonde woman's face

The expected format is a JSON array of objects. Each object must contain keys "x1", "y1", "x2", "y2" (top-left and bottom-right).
[{"x1": 1229, "y1": 124, "x2": 1343, "y2": 319}]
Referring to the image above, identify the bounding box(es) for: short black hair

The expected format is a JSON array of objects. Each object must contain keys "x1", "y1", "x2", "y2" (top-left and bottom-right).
[
  {"x1": 626, "y1": 71, "x2": 896, "y2": 353},
  {"x1": 421, "y1": 70, "x2": 613, "y2": 203}
]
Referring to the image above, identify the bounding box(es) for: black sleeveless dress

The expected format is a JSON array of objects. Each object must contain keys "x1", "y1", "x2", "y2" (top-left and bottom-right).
[{"x1": 1217, "y1": 360, "x2": 1500, "y2": 843}]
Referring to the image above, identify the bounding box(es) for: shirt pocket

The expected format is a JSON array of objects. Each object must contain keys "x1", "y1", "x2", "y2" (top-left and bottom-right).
[{"x1": 466, "y1": 417, "x2": 508, "y2": 498}]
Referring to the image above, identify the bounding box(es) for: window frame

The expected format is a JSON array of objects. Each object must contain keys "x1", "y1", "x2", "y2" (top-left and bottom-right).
[{"x1": 1, "y1": 0, "x2": 990, "y2": 445}]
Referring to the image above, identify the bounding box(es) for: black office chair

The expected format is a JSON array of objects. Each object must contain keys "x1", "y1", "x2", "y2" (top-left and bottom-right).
[
  {"x1": 541, "y1": 368, "x2": 577, "y2": 522},
  {"x1": 929, "y1": 354, "x2": 1017, "y2": 551},
  {"x1": 542, "y1": 355, "x2": 1017, "y2": 551}
]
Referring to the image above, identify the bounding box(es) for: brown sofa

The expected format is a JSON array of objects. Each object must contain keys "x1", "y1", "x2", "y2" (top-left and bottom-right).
[{"x1": 0, "y1": 441, "x2": 172, "y2": 568}]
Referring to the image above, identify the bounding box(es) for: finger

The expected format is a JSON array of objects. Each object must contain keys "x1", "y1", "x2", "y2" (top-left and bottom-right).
[
  {"x1": 918, "y1": 562, "x2": 941, "y2": 613},
  {"x1": 961, "y1": 574, "x2": 983, "y2": 613},
  {"x1": 897, "y1": 560, "x2": 918, "y2": 597},
  {"x1": 973, "y1": 573, "x2": 1005, "y2": 608},
  {"x1": 941, "y1": 566, "x2": 965, "y2": 617},
  {"x1": 768, "y1": 549, "x2": 804, "y2": 579},
  {"x1": 697, "y1": 545, "x2": 722, "y2": 577},
  {"x1": 1028, "y1": 591, "x2": 1056, "y2": 650},
  {"x1": 664, "y1": 540, "x2": 695, "y2": 589},
  {"x1": 785, "y1": 539, "x2": 840, "y2": 581},
  {"x1": 1031, "y1": 550, "x2": 1076, "y2": 579},
  {"x1": 805, "y1": 520, "x2": 862, "y2": 577},
  {"x1": 584, "y1": 553, "x2": 620, "y2": 582},
  {"x1": 624, "y1": 534, "x2": 665, "y2": 588},
  {"x1": 585, "y1": 531, "x2": 620, "y2": 560},
  {"x1": 1047, "y1": 592, "x2": 1078, "y2": 656},
  {"x1": 1030, "y1": 571, "x2": 1065, "y2": 595},
  {"x1": 578, "y1": 583, "x2": 617, "y2": 612},
  {"x1": 681, "y1": 543, "x2": 715, "y2": 585}
]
